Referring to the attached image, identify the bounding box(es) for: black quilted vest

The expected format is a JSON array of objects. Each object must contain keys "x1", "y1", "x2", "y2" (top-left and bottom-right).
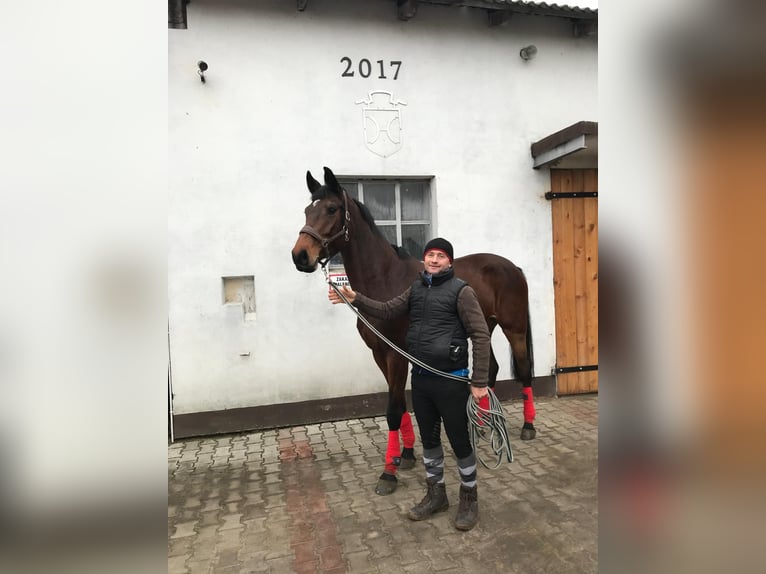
[{"x1": 406, "y1": 268, "x2": 469, "y2": 372}]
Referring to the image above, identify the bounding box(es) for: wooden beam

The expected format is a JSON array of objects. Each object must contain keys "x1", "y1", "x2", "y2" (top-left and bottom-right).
[
  {"x1": 573, "y1": 19, "x2": 597, "y2": 38},
  {"x1": 487, "y1": 9, "x2": 512, "y2": 27},
  {"x1": 168, "y1": 0, "x2": 187, "y2": 29},
  {"x1": 397, "y1": 0, "x2": 418, "y2": 21}
]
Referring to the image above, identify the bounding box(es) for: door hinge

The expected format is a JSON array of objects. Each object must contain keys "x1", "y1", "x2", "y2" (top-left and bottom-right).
[
  {"x1": 555, "y1": 364, "x2": 598, "y2": 374},
  {"x1": 545, "y1": 191, "x2": 598, "y2": 200}
]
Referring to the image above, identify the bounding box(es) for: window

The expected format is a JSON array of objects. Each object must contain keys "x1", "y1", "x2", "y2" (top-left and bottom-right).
[{"x1": 339, "y1": 178, "x2": 432, "y2": 260}]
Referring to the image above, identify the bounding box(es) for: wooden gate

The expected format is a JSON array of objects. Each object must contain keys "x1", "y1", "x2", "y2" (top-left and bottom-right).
[{"x1": 548, "y1": 169, "x2": 598, "y2": 394}]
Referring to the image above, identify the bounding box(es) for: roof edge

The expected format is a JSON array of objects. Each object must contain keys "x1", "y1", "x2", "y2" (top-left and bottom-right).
[
  {"x1": 422, "y1": 0, "x2": 598, "y2": 20},
  {"x1": 531, "y1": 121, "x2": 598, "y2": 158}
]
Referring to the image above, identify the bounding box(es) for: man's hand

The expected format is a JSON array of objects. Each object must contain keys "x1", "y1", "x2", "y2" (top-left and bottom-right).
[
  {"x1": 471, "y1": 385, "x2": 489, "y2": 402},
  {"x1": 328, "y1": 285, "x2": 356, "y2": 305}
]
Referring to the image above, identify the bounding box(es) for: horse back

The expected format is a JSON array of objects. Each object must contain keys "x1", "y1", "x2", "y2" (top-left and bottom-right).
[{"x1": 452, "y1": 253, "x2": 528, "y2": 326}]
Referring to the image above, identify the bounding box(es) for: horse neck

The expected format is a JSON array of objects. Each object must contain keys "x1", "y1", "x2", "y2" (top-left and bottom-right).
[{"x1": 339, "y1": 204, "x2": 419, "y2": 298}]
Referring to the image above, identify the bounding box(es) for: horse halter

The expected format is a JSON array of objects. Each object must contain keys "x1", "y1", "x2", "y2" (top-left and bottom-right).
[{"x1": 299, "y1": 189, "x2": 351, "y2": 267}]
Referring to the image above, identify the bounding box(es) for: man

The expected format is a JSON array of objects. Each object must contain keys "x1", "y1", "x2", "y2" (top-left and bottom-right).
[{"x1": 329, "y1": 238, "x2": 490, "y2": 531}]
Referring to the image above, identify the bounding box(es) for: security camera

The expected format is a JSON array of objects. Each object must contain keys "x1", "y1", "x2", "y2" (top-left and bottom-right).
[{"x1": 519, "y1": 45, "x2": 538, "y2": 61}]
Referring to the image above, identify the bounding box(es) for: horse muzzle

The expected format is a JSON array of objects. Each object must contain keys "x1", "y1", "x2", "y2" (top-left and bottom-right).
[{"x1": 291, "y1": 248, "x2": 318, "y2": 273}]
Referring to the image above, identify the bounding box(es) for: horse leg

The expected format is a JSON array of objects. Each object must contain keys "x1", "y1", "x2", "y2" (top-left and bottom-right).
[
  {"x1": 399, "y1": 410, "x2": 417, "y2": 470},
  {"x1": 376, "y1": 354, "x2": 414, "y2": 495},
  {"x1": 388, "y1": 354, "x2": 416, "y2": 468},
  {"x1": 488, "y1": 348, "x2": 499, "y2": 390},
  {"x1": 507, "y1": 329, "x2": 537, "y2": 440}
]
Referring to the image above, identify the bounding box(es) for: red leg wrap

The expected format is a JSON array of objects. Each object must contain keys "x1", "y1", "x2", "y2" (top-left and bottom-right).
[
  {"x1": 400, "y1": 412, "x2": 415, "y2": 448},
  {"x1": 523, "y1": 387, "x2": 536, "y2": 424},
  {"x1": 384, "y1": 430, "x2": 401, "y2": 474}
]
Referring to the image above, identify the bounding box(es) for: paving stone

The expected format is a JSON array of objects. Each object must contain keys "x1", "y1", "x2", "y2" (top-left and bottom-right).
[
  {"x1": 220, "y1": 513, "x2": 243, "y2": 531},
  {"x1": 343, "y1": 549, "x2": 376, "y2": 573},
  {"x1": 318, "y1": 545, "x2": 345, "y2": 570},
  {"x1": 169, "y1": 536, "x2": 195, "y2": 558},
  {"x1": 238, "y1": 551, "x2": 269, "y2": 572},
  {"x1": 168, "y1": 554, "x2": 190, "y2": 574},
  {"x1": 186, "y1": 560, "x2": 213, "y2": 573},
  {"x1": 216, "y1": 547, "x2": 240, "y2": 568},
  {"x1": 171, "y1": 520, "x2": 199, "y2": 539}
]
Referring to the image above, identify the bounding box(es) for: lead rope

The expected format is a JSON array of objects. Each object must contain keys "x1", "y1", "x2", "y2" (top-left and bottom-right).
[
  {"x1": 323, "y1": 267, "x2": 513, "y2": 469},
  {"x1": 467, "y1": 389, "x2": 514, "y2": 468}
]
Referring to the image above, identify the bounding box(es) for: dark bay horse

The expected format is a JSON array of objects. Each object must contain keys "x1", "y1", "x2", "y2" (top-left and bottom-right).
[{"x1": 291, "y1": 167, "x2": 537, "y2": 496}]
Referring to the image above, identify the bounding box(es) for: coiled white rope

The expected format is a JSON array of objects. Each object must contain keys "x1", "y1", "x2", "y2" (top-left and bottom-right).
[{"x1": 467, "y1": 388, "x2": 514, "y2": 469}]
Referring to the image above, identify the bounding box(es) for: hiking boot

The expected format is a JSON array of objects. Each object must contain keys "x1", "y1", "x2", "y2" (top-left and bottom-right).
[
  {"x1": 454, "y1": 484, "x2": 479, "y2": 531},
  {"x1": 407, "y1": 477, "x2": 449, "y2": 521}
]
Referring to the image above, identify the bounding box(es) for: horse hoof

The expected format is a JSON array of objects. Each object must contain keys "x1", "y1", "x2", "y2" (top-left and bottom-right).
[
  {"x1": 520, "y1": 427, "x2": 536, "y2": 441},
  {"x1": 399, "y1": 447, "x2": 416, "y2": 470},
  {"x1": 375, "y1": 473, "x2": 398, "y2": 496}
]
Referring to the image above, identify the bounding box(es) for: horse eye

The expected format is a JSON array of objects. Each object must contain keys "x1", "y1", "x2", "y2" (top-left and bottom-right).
[{"x1": 327, "y1": 206, "x2": 338, "y2": 215}]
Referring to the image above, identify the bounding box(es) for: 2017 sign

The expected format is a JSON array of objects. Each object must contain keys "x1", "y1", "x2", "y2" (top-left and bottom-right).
[{"x1": 340, "y1": 57, "x2": 402, "y2": 80}]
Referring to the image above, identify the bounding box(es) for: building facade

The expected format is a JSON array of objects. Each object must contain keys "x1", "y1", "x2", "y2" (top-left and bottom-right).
[{"x1": 168, "y1": 0, "x2": 598, "y2": 437}]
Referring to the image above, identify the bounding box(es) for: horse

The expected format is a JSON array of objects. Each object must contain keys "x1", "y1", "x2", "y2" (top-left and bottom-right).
[{"x1": 291, "y1": 167, "x2": 537, "y2": 496}]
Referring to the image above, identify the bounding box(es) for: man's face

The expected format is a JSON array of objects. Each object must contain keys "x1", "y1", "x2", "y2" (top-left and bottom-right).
[{"x1": 423, "y1": 249, "x2": 451, "y2": 274}]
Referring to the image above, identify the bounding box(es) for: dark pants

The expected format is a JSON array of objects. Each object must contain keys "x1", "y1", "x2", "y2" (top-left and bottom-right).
[{"x1": 411, "y1": 373, "x2": 472, "y2": 459}]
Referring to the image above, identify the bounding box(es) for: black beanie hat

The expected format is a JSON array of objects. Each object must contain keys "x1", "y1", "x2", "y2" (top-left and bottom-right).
[{"x1": 423, "y1": 237, "x2": 454, "y2": 263}]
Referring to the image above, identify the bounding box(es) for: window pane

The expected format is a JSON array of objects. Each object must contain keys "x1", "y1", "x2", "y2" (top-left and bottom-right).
[
  {"x1": 378, "y1": 225, "x2": 397, "y2": 246},
  {"x1": 402, "y1": 224, "x2": 429, "y2": 259},
  {"x1": 363, "y1": 183, "x2": 396, "y2": 220},
  {"x1": 401, "y1": 181, "x2": 430, "y2": 221},
  {"x1": 327, "y1": 252, "x2": 345, "y2": 269}
]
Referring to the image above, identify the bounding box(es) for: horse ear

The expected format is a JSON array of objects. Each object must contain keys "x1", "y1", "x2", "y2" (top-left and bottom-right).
[
  {"x1": 306, "y1": 170, "x2": 321, "y2": 194},
  {"x1": 323, "y1": 167, "x2": 341, "y2": 192}
]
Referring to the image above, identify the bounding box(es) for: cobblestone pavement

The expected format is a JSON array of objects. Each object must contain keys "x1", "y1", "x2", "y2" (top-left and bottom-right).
[{"x1": 168, "y1": 394, "x2": 597, "y2": 573}]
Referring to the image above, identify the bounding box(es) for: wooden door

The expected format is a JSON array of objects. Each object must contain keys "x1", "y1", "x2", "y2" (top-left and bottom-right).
[{"x1": 549, "y1": 169, "x2": 598, "y2": 394}]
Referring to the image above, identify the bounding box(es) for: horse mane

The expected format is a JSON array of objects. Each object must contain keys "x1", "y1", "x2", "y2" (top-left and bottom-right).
[
  {"x1": 391, "y1": 244, "x2": 413, "y2": 260},
  {"x1": 354, "y1": 199, "x2": 415, "y2": 261},
  {"x1": 353, "y1": 199, "x2": 380, "y2": 235}
]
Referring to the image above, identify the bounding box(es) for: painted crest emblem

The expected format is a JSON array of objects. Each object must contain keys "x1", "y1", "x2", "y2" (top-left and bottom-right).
[{"x1": 355, "y1": 91, "x2": 407, "y2": 158}]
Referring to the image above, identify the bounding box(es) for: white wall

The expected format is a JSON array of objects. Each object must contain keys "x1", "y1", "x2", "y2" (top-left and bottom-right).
[{"x1": 168, "y1": 0, "x2": 597, "y2": 414}]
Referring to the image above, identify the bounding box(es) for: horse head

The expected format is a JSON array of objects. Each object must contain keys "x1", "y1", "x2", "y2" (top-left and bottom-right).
[{"x1": 291, "y1": 167, "x2": 349, "y2": 272}]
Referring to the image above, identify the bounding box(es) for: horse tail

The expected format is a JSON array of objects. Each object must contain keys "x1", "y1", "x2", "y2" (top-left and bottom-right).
[
  {"x1": 525, "y1": 304, "x2": 534, "y2": 378},
  {"x1": 511, "y1": 268, "x2": 534, "y2": 382}
]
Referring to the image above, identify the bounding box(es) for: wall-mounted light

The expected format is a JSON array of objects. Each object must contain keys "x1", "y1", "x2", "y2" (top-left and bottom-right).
[
  {"x1": 197, "y1": 60, "x2": 208, "y2": 83},
  {"x1": 519, "y1": 45, "x2": 538, "y2": 61}
]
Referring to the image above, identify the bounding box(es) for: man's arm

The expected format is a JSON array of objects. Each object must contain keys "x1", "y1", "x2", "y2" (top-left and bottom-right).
[
  {"x1": 354, "y1": 288, "x2": 411, "y2": 320},
  {"x1": 457, "y1": 286, "x2": 491, "y2": 388},
  {"x1": 329, "y1": 285, "x2": 411, "y2": 320}
]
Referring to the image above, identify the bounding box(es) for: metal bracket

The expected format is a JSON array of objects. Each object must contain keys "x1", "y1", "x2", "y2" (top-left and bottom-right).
[
  {"x1": 545, "y1": 191, "x2": 598, "y2": 200},
  {"x1": 555, "y1": 364, "x2": 598, "y2": 374}
]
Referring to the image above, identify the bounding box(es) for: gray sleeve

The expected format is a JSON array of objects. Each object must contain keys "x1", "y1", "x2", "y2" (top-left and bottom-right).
[
  {"x1": 457, "y1": 286, "x2": 491, "y2": 387},
  {"x1": 353, "y1": 287, "x2": 411, "y2": 320}
]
